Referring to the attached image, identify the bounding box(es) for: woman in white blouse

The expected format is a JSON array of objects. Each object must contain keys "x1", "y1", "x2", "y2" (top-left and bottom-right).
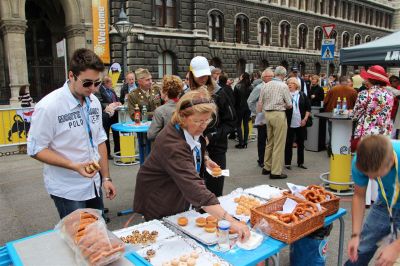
[{"x1": 284, "y1": 77, "x2": 311, "y2": 170}]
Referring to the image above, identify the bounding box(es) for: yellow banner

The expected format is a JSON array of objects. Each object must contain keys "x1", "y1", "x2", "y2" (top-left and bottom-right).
[
  {"x1": 92, "y1": 0, "x2": 110, "y2": 64},
  {"x1": 0, "y1": 108, "x2": 34, "y2": 146}
]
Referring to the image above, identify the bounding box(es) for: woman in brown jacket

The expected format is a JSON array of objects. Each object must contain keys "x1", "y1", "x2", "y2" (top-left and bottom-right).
[{"x1": 133, "y1": 89, "x2": 250, "y2": 241}]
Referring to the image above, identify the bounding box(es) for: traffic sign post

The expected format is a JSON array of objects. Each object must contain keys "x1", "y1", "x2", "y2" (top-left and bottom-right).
[
  {"x1": 321, "y1": 39, "x2": 335, "y2": 60},
  {"x1": 322, "y1": 24, "x2": 336, "y2": 38}
]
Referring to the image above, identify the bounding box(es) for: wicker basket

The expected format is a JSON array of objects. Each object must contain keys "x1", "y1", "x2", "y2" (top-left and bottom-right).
[
  {"x1": 250, "y1": 196, "x2": 327, "y2": 244},
  {"x1": 320, "y1": 196, "x2": 340, "y2": 216}
]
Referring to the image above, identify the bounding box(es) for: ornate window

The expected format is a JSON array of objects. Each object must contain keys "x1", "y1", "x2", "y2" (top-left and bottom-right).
[
  {"x1": 354, "y1": 34, "x2": 361, "y2": 45},
  {"x1": 158, "y1": 51, "x2": 175, "y2": 78},
  {"x1": 259, "y1": 18, "x2": 271, "y2": 46},
  {"x1": 342, "y1": 32, "x2": 350, "y2": 48},
  {"x1": 154, "y1": 0, "x2": 177, "y2": 27},
  {"x1": 298, "y1": 24, "x2": 308, "y2": 49},
  {"x1": 208, "y1": 10, "x2": 224, "y2": 42},
  {"x1": 280, "y1": 21, "x2": 291, "y2": 48},
  {"x1": 237, "y1": 58, "x2": 246, "y2": 76},
  {"x1": 235, "y1": 14, "x2": 249, "y2": 44},
  {"x1": 365, "y1": 35, "x2": 372, "y2": 43},
  {"x1": 314, "y1": 27, "x2": 323, "y2": 50}
]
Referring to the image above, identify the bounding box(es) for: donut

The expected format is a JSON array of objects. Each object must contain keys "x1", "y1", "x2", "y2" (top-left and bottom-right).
[
  {"x1": 187, "y1": 258, "x2": 196, "y2": 266},
  {"x1": 177, "y1": 217, "x2": 188, "y2": 226},
  {"x1": 195, "y1": 217, "x2": 206, "y2": 227},
  {"x1": 206, "y1": 216, "x2": 217, "y2": 225},
  {"x1": 204, "y1": 223, "x2": 217, "y2": 233},
  {"x1": 212, "y1": 167, "x2": 222, "y2": 176},
  {"x1": 171, "y1": 259, "x2": 179, "y2": 266},
  {"x1": 180, "y1": 255, "x2": 189, "y2": 262},
  {"x1": 190, "y1": 251, "x2": 199, "y2": 259}
]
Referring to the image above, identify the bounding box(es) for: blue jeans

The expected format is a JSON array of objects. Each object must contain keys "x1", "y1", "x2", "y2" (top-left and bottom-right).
[
  {"x1": 344, "y1": 200, "x2": 400, "y2": 266},
  {"x1": 51, "y1": 188, "x2": 104, "y2": 219},
  {"x1": 290, "y1": 237, "x2": 328, "y2": 266}
]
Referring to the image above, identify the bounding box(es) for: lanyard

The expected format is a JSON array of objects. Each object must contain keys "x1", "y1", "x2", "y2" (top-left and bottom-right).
[
  {"x1": 292, "y1": 93, "x2": 300, "y2": 111},
  {"x1": 175, "y1": 124, "x2": 201, "y2": 173},
  {"x1": 377, "y1": 151, "x2": 400, "y2": 239},
  {"x1": 79, "y1": 97, "x2": 94, "y2": 148}
]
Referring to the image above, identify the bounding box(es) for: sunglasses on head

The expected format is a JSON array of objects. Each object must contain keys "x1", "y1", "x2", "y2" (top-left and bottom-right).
[{"x1": 74, "y1": 75, "x2": 102, "y2": 88}]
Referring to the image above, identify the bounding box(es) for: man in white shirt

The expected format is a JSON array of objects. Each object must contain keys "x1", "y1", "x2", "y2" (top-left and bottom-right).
[{"x1": 27, "y1": 48, "x2": 116, "y2": 219}]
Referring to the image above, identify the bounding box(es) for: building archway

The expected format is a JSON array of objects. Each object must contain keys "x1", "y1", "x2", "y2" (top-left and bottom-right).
[
  {"x1": 25, "y1": 0, "x2": 67, "y2": 100},
  {"x1": 236, "y1": 58, "x2": 246, "y2": 76}
]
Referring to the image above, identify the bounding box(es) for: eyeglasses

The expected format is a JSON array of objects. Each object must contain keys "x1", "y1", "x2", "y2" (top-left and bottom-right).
[
  {"x1": 74, "y1": 75, "x2": 102, "y2": 88},
  {"x1": 191, "y1": 118, "x2": 213, "y2": 126}
]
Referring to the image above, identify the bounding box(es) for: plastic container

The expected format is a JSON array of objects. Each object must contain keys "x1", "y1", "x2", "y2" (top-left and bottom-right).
[
  {"x1": 217, "y1": 220, "x2": 230, "y2": 252},
  {"x1": 142, "y1": 105, "x2": 148, "y2": 122},
  {"x1": 342, "y1": 97, "x2": 347, "y2": 111}
]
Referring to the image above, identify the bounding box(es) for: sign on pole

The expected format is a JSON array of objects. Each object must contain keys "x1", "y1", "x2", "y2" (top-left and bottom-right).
[
  {"x1": 322, "y1": 24, "x2": 336, "y2": 38},
  {"x1": 92, "y1": 0, "x2": 110, "y2": 64},
  {"x1": 321, "y1": 39, "x2": 335, "y2": 60},
  {"x1": 56, "y1": 39, "x2": 68, "y2": 80}
]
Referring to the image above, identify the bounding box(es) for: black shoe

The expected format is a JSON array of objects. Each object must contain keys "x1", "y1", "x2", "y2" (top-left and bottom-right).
[
  {"x1": 298, "y1": 164, "x2": 308, "y2": 169},
  {"x1": 228, "y1": 134, "x2": 236, "y2": 140},
  {"x1": 285, "y1": 165, "x2": 292, "y2": 170},
  {"x1": 235, "y1": 144, "x2": 245, "y2": 149},
  {"x1": 270, "y1": 173, "x2": 288, "y2": 179},
  {"x1": 257, "y1": 160, "x2": 264, "y2": 168},
  {"x1": 262, "y1": 169, "x2": 271, "y2": 175}
]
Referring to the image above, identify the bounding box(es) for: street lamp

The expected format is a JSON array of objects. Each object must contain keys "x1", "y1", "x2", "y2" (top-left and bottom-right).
[{"x1": 114, "y1": 4, "x2": 134, "y2": 78}]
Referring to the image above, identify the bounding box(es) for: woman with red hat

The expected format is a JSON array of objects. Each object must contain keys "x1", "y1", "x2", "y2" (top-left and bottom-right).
[{"x1": 352, "y1": 65, "x2": 394, "y2": 142}]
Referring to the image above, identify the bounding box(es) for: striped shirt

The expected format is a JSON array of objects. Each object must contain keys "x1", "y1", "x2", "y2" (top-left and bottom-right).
[
  {"x1": 259, "y1": 78, "x2": 292, "y2": 111},
  {"x1": 19, "y1": 92, "x2": 33, "y2": 107}
]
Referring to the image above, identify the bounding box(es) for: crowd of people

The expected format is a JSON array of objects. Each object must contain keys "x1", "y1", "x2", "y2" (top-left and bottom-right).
[{"x1": 26, "y1": 48, "x2": 400, "y2": 265}]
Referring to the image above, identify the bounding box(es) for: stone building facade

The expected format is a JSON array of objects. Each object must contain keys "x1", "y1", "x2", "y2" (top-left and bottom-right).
[
  {"x1": 0, "y1": 0, "x2": 398, "y2": 105},
  {"x1": 109, "y1": 0, "x2": 397, "y2": 82}
]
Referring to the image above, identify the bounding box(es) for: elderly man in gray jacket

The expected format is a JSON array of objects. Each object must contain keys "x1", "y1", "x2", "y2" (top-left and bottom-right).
[{"x1": 247, "y1": 68, "x2": 275, "y2": 167}]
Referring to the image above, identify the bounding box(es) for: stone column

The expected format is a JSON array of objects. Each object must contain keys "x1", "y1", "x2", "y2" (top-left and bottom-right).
[
  {"x1": 65, "y1": 24, "x2": 86, "y2": 59},
  {"x1": 0, "y1": 19, "x2": 28, "y2": 106}
]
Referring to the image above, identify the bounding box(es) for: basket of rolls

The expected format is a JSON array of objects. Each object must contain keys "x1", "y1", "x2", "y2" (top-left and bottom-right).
[
  {"x1": 250, "y1": 196, "x2": 327, "y2": 244},
  {"x1": 55, "y1": 208, "x2": 125, "y2": 266},
  {"x1": 284, "y1": 185, "x2": 340, "y2": 216}
]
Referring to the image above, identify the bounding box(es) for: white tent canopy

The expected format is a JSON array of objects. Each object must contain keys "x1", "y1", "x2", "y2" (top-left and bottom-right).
[{"x1": 340, "y1": 31, "x2": 400, "y2": 66}]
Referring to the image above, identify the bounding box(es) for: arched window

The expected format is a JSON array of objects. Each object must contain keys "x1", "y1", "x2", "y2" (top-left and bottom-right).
[
  {"x1": 237, "y1": 58, "x2": 246, "y2": 76},
  {"x1": 259, "y1": 18, "x2": 271, "y2": 46},
  {"x1": 208, "y1": 10, "x2": 224, "y2": 42},
  {"x1": 314, "y1": 27, "x2": 323, "y2": 50},
  {"x1": 354, "y1": 34, "x2": 361, "y2": 45},
  {"x1": 280, "y1": 21, "x2": 291, "y2": 48},
  {"x1": 331, "y1": 30, "x2": 337, "y2": 44},
  {"x1": 281, "y1": 60, "x2": 289, "y2": 71},
  {"x1": 365, "y1": 35, "x2": 372, "y2": 43},
  {"x1": 155, "y1": 0, "x2": 176, "y2": 27},
  {"x1": 260, "y1": 59, "x2": 269, "y2": 70},
  {"x1": 210, "y1": 57, "x2": 222, "y2": 68},
  {"x1": 315, "y1": 62, "x2": 321, "y2": 75},
  {"x1": 158, "y1": 51, "x2": 175, "y2": 78},
  {"x1": 298, "y1": 24, "x2": 308, "y2": 49},
  {"x1": 342, "y1": 32, "x2": 350, "y2": 48},
  {"x1": 299, "y1": 62, "x2": 306, "y2": 76},
  {"x1": 235, "y1": 14, "x2": 249, "y2": 44}
]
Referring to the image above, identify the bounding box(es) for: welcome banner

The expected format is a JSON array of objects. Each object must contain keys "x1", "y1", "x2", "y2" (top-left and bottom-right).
[{"x1": 92, "y1": 0, "x2": 110, "y2": 64}]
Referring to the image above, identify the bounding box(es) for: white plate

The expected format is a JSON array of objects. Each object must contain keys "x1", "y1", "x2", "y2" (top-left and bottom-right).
[
  {"x1": 113, "y1": 220, "x2": 176, "y2": 249},
  {"x1": 138, "y1": 236, "x2": 230, "y2": 266},
  {"x1": 206, "y1": 168, "x2": 230, "y2": 177},
  {"x1": 244, "y1": 185, "x2": 287, "y2": 200},
  {"x1": 163, "y1": 210, "x2": 219, "y2": 245}
]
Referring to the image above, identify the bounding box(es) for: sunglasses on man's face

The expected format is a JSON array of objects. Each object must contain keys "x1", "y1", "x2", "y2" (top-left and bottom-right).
[{"x1": 74, "y1": 75, "x2": 102, "y2": 88}]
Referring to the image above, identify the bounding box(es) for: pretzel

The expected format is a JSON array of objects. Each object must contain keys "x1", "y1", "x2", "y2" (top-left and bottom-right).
[
  {"x1": 324, "y1": 191, "x2": 335, "y2": 200},
  {"x1": 279, "y1": 213, "x2": 298, "y2": 224},
  {"x1": 303, "y1": 190, "x2": 318, "y2": 201},
  {"x1": 308, "y1": 185, "x2": 324, "y2": 191}
]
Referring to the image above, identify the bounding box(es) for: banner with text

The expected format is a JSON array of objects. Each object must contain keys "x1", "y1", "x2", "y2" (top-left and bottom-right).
[{"x1": 92, "y1": 0, "x2": 110, "y2": 64}]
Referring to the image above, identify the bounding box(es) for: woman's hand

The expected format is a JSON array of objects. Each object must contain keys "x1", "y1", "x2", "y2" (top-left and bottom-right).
[
  {"x1": 231, "y1": 220, "x2": 250, "y2": 242},
  {"x1": 301, "y1": 118, "x2": 307, "y2": 127}
]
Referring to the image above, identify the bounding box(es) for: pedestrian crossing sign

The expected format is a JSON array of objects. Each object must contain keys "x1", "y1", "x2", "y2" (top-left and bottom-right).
[{"x1": 321, "y1": 39, "x2": 335, "y2": 60}]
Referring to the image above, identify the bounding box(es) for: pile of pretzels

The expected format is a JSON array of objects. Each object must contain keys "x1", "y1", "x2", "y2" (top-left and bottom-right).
[
  {"x1": 267, "y1": 202, "x2": 319, "y2": 224},
  {"x1": 60, "y1": 210, "x2": 125, "y2": 266},
  {"x1": 300, "y1": 185, "x2": 335, "y2": 203}
]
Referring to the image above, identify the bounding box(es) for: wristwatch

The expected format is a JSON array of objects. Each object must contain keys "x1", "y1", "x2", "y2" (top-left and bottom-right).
[{"x1": 104, "y1": 177, "x2": 113, "y2": 182}]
